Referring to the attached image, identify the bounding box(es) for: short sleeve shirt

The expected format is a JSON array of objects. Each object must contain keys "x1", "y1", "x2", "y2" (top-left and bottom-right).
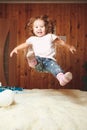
[{"x1": 26, "y1": 33, "x2": 58, "y2": 60}]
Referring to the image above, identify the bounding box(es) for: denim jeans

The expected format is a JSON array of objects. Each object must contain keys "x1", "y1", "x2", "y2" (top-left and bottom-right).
[{"x1": 35, "y1": 56, "x2": 64, "y2": 77}]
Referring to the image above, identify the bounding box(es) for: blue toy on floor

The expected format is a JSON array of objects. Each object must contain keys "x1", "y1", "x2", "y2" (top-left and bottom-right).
[{"x1": 0, "y1": 86, "x2": 23, "y2": 92}]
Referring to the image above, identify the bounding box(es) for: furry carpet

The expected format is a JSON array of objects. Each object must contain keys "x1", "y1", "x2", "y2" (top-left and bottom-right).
[{"x1": 0, "y1": 89, "x2": 87, "y2": 130}]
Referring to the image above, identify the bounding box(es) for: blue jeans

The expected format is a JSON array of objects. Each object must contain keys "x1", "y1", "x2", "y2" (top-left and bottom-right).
[{"x1": 35, "y1": 56, "x2": 64, "y2": 77}]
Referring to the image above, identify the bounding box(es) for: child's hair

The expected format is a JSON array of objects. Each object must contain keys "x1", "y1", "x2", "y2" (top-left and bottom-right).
[{"x1": 25, "y1": 15, "x2": 56, "y2": 36}]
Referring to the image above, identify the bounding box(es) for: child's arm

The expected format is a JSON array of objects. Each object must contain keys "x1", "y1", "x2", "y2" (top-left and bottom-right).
[
  {"x1": 10, "y1": 42, "x2": 29, "y2": 57},
  {"x1": 53, "y1": 38, "x2": 76, "y2": 54}
]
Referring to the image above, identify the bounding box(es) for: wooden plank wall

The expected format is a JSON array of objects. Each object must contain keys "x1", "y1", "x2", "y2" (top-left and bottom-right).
[
  {"x1": 0, "y1": 18, "x2": 17, "y2": 86},
  {"x1": 0, "y1": 3, "x2": 87, "y2": 89}
]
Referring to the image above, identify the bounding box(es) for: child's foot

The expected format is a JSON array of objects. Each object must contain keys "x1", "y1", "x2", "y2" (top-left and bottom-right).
[
  {"x1": 26, "y1": 51, "x2": 37, "y2": 68},
  {"x1": 56, "y1": 72, "x2": 72, "y2": 86},
  {"x1": 27, "y1": 58, "x2": 37, "y2": 68}
]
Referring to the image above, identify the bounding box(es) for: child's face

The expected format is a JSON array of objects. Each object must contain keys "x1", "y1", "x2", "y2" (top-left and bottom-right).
[{"x1": 33, "y1": 19, "x2": 46, "y2": 37}]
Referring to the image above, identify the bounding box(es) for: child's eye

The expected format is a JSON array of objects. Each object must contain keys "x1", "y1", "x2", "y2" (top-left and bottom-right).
[{"x1": 40, "y1": 26, "x2": 44, "y2": 28}]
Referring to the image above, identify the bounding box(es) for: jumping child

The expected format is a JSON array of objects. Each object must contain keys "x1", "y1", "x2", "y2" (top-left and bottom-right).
[{"x1": 10, "y1": 15, "x2": 76, "y2": 86}]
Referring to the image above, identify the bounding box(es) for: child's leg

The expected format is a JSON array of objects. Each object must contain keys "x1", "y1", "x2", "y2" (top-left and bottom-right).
[
  {"x1": 26, "y1": 51, "x2": 37, "y2": 68},
  {"x1": 35, "y1": 56, "x2": 46, "y2": 72},
  {"x1": 43, "y1": 58, "x2": 72, "y2": 86}
]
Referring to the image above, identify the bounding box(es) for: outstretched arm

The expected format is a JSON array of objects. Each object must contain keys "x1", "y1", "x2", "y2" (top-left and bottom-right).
[
  {"x1": 53, "y1": 38, "x2": 76, "y2": 54},
  {"x1": 10, "y1": 42, "x2": 29, "y2": 57}
]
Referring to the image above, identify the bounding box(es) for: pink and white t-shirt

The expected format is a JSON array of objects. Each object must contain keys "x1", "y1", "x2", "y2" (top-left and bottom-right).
[{"x1": 26, "y1": 33, "x2": 59, "y2": 60}]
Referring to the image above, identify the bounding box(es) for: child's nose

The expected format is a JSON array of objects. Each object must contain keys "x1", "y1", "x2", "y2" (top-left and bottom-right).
[{"x1": 38, "y1": 27, "x2": 41, "y2": 30}]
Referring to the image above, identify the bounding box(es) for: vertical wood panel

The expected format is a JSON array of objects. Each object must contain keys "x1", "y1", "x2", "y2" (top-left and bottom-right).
[{"x1": 0, "y1": 18, "x2": 17, "y2": 86}]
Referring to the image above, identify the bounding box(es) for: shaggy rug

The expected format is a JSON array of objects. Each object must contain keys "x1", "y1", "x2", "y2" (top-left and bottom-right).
[{"x1": 0, "y1": 89, "x2": 87, "y2": 130}]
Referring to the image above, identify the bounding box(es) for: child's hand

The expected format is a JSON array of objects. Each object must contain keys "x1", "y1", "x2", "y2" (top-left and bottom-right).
[
  {"x1": 69, "y1": 46, "x2": 76, "y2": 54},
  {"x1": 10, "y1": 48, "x2": 17, "y2": 57}
]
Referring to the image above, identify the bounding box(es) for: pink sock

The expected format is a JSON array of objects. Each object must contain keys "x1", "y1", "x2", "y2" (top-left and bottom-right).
[
  {"x1": 26, "y1": 50, "x2": 37, "y2": 68},
  {"x1": 56, "y1": 72, "x2": 72, "y2": 86},
  {"x1": 27, "y1": 58, "x2": 37, "y2": 68}
]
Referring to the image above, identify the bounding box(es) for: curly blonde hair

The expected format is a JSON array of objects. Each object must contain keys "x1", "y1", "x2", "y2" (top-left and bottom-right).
[{"x1": 25, "y1": 15, "x2": 56, "y2": 36}]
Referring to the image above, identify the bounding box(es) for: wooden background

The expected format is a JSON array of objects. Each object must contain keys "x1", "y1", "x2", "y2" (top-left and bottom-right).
[{"x1": 0, "y1": 3, "x2": 87, "y2": 89}]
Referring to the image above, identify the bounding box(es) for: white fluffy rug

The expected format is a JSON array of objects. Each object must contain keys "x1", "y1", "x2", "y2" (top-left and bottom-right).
[{"x1": 0, "y1": 89, "x2": 87, "y2": 130}]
